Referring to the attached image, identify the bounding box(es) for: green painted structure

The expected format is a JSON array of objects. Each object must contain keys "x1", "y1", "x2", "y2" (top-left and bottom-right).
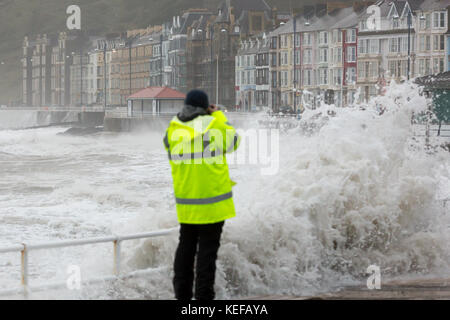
[{"x1": 415, "y1": 71, "x2": 450, "y2": 124}]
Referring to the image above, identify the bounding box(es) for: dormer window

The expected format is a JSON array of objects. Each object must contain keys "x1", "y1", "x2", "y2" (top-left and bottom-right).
[
  {"x1": 361, "y1": 20, "x2": 367, "y2": 31},
  {"x1": 393, "y1": 16, "x2": 399, "y2": 29}
]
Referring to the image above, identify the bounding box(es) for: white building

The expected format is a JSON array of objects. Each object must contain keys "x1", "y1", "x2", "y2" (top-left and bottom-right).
[{"x1": 357, "y1": 0, "x2": 448, "y2": 102}]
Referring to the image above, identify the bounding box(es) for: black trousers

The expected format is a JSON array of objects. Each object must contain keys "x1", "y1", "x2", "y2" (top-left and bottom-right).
[{"x1": 173, "y1": 221, "x2": 224, "y2": 300}]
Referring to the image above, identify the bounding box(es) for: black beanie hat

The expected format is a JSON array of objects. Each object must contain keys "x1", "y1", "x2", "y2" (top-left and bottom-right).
[{"x1": 185, "y1": 90, "x2": 210, "y2": 109}]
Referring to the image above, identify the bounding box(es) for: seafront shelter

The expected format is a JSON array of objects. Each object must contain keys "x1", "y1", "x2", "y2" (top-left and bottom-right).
[{"x1": 127, "y1": 87, "x2": 186, "y2": 117}]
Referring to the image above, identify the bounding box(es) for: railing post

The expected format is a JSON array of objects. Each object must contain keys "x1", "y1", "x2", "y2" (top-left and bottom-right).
[
  {"x1": 113, "y1": 239, "x2": 121, "y2": 276},
  {"x1": 20, "y1": 244, "x2": 29, "y2": 299}
]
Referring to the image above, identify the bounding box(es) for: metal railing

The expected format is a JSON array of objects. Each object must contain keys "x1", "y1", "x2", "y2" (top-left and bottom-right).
[{"x1": 0, "y1": 227, "x2": 178, "y2": 298}]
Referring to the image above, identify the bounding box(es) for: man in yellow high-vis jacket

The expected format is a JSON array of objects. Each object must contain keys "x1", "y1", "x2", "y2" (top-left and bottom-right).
[{"x1": 164, "y1": 90, "x2": 241, "y2": 300}]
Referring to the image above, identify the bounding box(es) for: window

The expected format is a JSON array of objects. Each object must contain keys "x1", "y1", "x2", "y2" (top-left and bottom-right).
[
  {"x1": 303, "y1": 33, "x2": 312, "y2": 45},
  {"x1": 348, "y1": 91, "x2": 355, "y2": 104},
  {"x1": 334, "y1": 47, "x2": 342, "y2": 63},
  {"x1": 425, "y1": 58, "x2": 431, "y2": 75},
  {"x1": 419, "y1": 35, "x2": 425, "y2": 51},
  {"x1": 319, "y1": 48, "x2": 328, "y2": 63},
  {"x1": 333, "y1": 68, "x2": 342, "y2": 85},
  {"x1": 281, "y1": 35, "x2": 287, "y2": 48},
  {"x1": 388, "y1": 60, "x2": 405, "y2": 78},
  {"x1": 433, "y1": 11, "x2": 446, "y2": 28},
  {"x1": 430, "y1": 58, "x2": 444, "y2": 74},
  {"x1": 401, "y1": 36, "x2": 409, "y2": 52},
  {"x1": 358, "y1": 39, "x2": 367, "y2": 54},
  {"x1": 369, "y1": 61, "x2": 378, "y2": 78},
  {"x1": 418, "y1": 59, "x2": 425, "y2": 75},
  {"x1": 360, "y1": 20, "x2": 368, "y2": 31},
  {"x1": 303, "y1": 49, "x2": 312, "y2": 64},
  {"x1": 303, "y1": 69, "x2": 312, "y2": 86},
  {"x1": 294, "y1": 34, "x2": 300, "y2": 47},
  {"x1": 347, "y1": 47, "x2": 356, "y2": 62},
  {"x1": 271, "y1": 37, "x2": 278, "y2": 49},
  {"x1": 281, "y1": 52, "x2": 289, "y2": 65},
  {"x1": 271, "y1": 53, "x2": 277, "y2": 67},
  {"x1": 332, "y1": 30, "x2": 342, "y2": 43},
  {"x1": 295, "y1": 50, "x2": 300, "y2": 65},
  {"x1": 369, "y1": 40, "x2": 379, "y2": 54},
  {"x1": 393, "y1": 18, "x2": 399, "y2": 29},
  {"x1": 319, "y1": 68, "x2": 328, "y2": 85},
  {"x1": 358, "y1": 61, "x2": 365, "y2": 79},
  {"x1": 420, "y1": 13, "x2": 431, "y2": 29},
  {"x1": 332, "y1": 30, "x2": 338, "y2": 43},
  {"x1": 281, "y1": 71, "x2": 288, "y2": 86},
  {"x1": 256, "y1": 69, "x2": 268, "y2": 85},
  {"x1": 347, "y1": 67, "x2": 356, "y2": 84},
  {"x1": 425, "y1": 35, "x2": 431, "y2": 51},
  {"x1": 389, "y1": 38, "x2": 400, "y2": 53},
  {"x1": 271, "y1": 71, "x2": 277, "y2": 87},
  {"x1": 319, "y1": 32, "x2": 328, "y2": 45},
  {"x1": 433, "y1": 35, "x2": 445, "y2": 51},
  {"x1": 388, "y1": 61, "x2": 398, "y2": 77},
  {"x1": 346, "y1": 29, "x2": 356, "y2": 43},
  {"x1": 294, "y1": 69, "x2": 301, "y2": 86}
]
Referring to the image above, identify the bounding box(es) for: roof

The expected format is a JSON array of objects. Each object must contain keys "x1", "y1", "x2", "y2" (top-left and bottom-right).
[
  {"x1": 175, "y1": 11, "x2": 213, "y2": 34},
  {"x1": 270, "y1": 6, "x2": 358, "y2": 36},
  {"x1": 419, "y1": 0, "x2": 450, "y2": 11},
  {"x1": 415, "y1": 71, "x2": 450, "y2": 89},
  {"x1": 128, "y1": 87, "x2": 186, "y2": 100}
]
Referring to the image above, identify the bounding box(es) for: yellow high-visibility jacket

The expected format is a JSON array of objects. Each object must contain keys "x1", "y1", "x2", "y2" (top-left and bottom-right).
[{"x1": 164, "y1": 111, "x2": 241, "y2": 224}]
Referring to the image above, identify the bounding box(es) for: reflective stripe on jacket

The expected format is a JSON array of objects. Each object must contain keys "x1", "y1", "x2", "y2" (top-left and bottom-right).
[{"x1": 164, "y1": 111, "x2": 240, "y2": 224}]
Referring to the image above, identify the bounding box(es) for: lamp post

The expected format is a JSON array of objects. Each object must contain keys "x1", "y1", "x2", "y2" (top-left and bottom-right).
[
  {"x1": 216, "y1": 53, "x2": 219, "y2": 106},
  {"x1": 80, "y1": 48, "x2": 83, "y2": 107},
  {"x1": 208, "y1": 26, "x2": 213, "y2": 103},
  {"x1": 160, "y1": 34, "x2": 163, "y2": 87},
  {"x1": 341, "y1": 29, "x2": 344, "y2": 108},
  {"x1": 407, "y1": 10, "x2": 412, "y2": 80},
  {"x1": 293, "y1": 13, "x2": 297, "y2": 115},
  {"x1": 120, "y1": 35, "x2": 139, "y2": 105},
  {"x1": 103, "y1": 43, "x2": 107, "y2": 110},
  {"x1": 218, "y1": 28, "x2": 227, "y2": 107}
]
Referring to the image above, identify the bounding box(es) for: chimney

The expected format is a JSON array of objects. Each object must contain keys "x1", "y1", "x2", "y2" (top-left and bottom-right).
[{"x1": 315, "y1": 4, "x2": 327, "y2": 16}]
